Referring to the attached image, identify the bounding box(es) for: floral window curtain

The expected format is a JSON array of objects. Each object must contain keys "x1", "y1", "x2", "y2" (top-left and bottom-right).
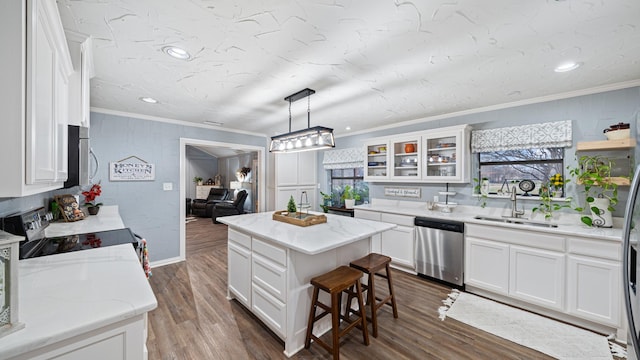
[
  {"x1": 322, "y1": 147, "x2": 365, "y2": 169},
  {"x1": 471, "y1": 120, "x2": 572, "y2": 152}
]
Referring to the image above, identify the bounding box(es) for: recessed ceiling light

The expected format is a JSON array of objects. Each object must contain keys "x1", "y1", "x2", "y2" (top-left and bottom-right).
[
  {"x1": 162, "y1": 46, "x2": 191, "y2": 60},
  {"x1": 554, "y1": 61, "x2": 582, "y2": 73},
  {"x1": 139, "y1": 97, "x2": 158, "y2": 104},
  {"x1": 345, "y1": 126, "x2": 351, "y2": 130}
]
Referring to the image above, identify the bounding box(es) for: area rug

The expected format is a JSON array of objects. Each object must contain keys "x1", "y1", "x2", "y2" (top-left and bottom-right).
[{"x1": 438, "y1": 290, "x2": 624, "y2": 360}]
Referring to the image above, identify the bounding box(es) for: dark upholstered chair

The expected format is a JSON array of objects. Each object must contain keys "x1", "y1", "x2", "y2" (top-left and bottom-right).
[
  {"x1": 192, "y1": 188, "x2": 229, "y2": 217},
  {"x1": 213, "y1": 190, "x2": 248, "y2": 224}
]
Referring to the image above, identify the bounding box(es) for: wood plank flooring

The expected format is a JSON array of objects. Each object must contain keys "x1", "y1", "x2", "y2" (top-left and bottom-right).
[{"x1": 147, "y1": 217, "x2": 559, "y2": 359}]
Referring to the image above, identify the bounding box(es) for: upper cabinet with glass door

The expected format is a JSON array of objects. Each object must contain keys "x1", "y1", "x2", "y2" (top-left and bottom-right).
[
  {"x1": 391, "y1": 135, "x2": 421, "y2": 181},
  {"x1": 422, "y1": 125, "x2": 471, "y2": 183},
  {"x1": 364, "y1": 140, "x2": 390, "y2": 181}
]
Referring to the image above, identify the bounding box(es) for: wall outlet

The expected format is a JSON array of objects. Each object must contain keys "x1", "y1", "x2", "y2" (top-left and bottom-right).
[{"x1": 163, "y1": 182, "x2": 173, "y2": 191}]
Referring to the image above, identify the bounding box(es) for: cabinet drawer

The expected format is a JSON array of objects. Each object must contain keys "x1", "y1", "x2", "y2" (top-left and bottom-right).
[
  {"x1": 253, "y1": 237, "x2": 287, "y2": 266},
  {"x1": 354, "y1": 209, "x2": 381, "y2": 221},
  {"x1": 567, "y1": 237, "x2": 620, "y2": 261},
  {"x1": 252, "y1": 285, "x2": 286, "y2": 338},
  {"x1": 229, "y1": 228, "x2": 251, "y2": 249},
  {"x1": 252, "y1": 253, "x2": 287, "y2": 302},
  {"x1": 380, "y1": 213, "x2": 414, "y2": 227},
  {"x1": 466, "y1": 224, "x2": 565, "y2": 252}
]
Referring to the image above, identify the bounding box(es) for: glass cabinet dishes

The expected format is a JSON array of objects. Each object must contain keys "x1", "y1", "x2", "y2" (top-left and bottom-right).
[
  {"x1": 363, "y1": 125, "x2": 470, "y2": 183},
  {"x1": 365, "y1": 142, "x2": 389, "y2": 180},
  {"x1": 391, "y1": 137, "x2": 420, "y2": 180}
]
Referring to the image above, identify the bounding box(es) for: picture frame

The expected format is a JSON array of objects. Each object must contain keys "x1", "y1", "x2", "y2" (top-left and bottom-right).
[{"x1": 55, "y1": 195, "x2": 85, "y2": 222}]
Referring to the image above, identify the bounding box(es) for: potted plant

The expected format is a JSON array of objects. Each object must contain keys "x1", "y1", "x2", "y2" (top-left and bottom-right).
[
  {"x1": 568, "y1": 155, "x2": 622, "y2": 227},
  {"x1": 82, "y1": 182, "x2": 103, "y2": 215},
  {"x1": 193, "y1": 176, "x2": 203, "y2": 185},
  {"x1": 473, "y1": 177, "x2": 489, "y2": 208},
  {"x1": 532, "y1": 174, "x2": 570, "y2": 220},
  {"x1": 287, "y1": 195, "x2": 297, "y2": 214},
  {"x1": 341, "y1": 185, "x2": 360, "y2": 209},
  {"x1": 320, "y1": 191, "x2": 332, "y2": 213}
]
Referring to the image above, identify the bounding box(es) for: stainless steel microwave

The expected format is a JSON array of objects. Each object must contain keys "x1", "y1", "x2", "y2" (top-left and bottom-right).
[{"x1": 64, "y1": 125, "x2": 93, "y2": 188}]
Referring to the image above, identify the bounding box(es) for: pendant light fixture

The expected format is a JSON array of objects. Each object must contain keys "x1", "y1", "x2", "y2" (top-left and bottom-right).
[{"x1": 269, "y1": 88, "x2": 335, "y2": 153}]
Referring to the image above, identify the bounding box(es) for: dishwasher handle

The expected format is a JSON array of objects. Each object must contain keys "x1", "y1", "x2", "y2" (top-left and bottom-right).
[{"x1": 414, "y1": 217, "x2": 464, "y2": 233}]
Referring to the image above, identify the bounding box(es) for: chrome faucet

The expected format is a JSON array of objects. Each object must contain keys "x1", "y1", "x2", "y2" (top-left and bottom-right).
[{"x1": 510, "y1": 186, "x2": 525, "y2": 218}]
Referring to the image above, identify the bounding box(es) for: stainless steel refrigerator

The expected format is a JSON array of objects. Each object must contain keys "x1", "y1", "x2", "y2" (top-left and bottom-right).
[{"x1": 623, "y1": 164, "x2": 640, "y2": 360}]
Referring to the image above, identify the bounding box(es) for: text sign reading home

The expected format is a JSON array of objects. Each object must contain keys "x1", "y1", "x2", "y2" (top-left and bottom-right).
[
  {"x1": 384, "y1": 187, "x2": 421, "y2": 198},
  {"x1": 109, "y1": 162, "x2": 155, "y2": 181}
]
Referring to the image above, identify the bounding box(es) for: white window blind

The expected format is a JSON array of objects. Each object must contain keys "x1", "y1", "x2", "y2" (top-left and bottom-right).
[
  {"x1": 471, "y1": 120, "x2": 572, "y2": 153},
  {"x1": 322, "y1": 147, "x2": 365, "y2": 170}
]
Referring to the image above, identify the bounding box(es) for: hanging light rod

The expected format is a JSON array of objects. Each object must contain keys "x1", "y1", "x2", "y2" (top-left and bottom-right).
[{"x1": 269, "y1": 88, "x2": 335, "y2": 153}]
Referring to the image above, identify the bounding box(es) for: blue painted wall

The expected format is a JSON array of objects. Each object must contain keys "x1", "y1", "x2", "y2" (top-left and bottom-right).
[{"x1": 321, "y1": 87, "x2": 640, "y2": 215}]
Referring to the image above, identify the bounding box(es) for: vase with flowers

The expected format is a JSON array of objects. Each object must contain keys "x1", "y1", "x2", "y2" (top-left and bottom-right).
[{"x1": 82, "y1": 182, "x2": 103, "y2": 215}]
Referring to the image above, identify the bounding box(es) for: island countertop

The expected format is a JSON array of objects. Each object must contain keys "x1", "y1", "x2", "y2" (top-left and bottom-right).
[
  {"x1": 0, "y1": 244, "x2": 157, "y2": 359},
  {"x1": 218, "y1": 211, "x2": 396, "y2": 255}
]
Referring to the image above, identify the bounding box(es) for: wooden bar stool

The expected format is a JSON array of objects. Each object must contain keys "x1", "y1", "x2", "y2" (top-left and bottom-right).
[
  {"x1": 305, "y1": 266, "x2": 369, "y2": 359},
  {"x1": 349, "y1": 253, "x2": 398, "y2": 338}
]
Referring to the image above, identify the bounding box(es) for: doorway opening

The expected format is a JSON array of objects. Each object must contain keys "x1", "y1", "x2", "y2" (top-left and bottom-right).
[{"x1": 179, "y1": 138, "x2": 266, "y2": 261}]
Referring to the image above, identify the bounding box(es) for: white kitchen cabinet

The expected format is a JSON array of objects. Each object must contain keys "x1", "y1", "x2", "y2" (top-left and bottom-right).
[
  {"x1": 390, "y1": 135, "x2": 421, "y2": 181},
  {"x1": 364, "y1": 140, "x2": 390, "y2": 181},
  {"x1": 381, "y1": 225, "x2": 414, "y2": 269},
  {"x1": 354, "y1": 210, "x2": 415, "y2": 272},
  {"x1": 18, "y1": 315, "x2": 146, "y2": 360},
  {"x1": 422, "y1": 125, "x2": 471, "y2": 183},
  {"x1": 362, "y1": 124, "x2": 470, "y2": 183},
  {"x1": 65, "y1": 30, "x2": 94, "y2": 128},
  {"x1": 275, "y1": 151, "x2": 317, "y2": 186},
  {"x1": 509, "y1": 245, "x2": 565, "y2": 311},
  {"x1": 275, "y1": 186, "x2": 317, "y2": 212},
  {"x1": 567, "y1": 255, "x2": 620, "y2": 327},
  {"x1": 465, "y1": 237, "x2": 510, "y2": 295},
  {"x1": 228, "y1": 242, "x2": 252, "y2": 308},
  {"x1": 0, "y1": 0, "x2": 73, "y2": 196}
]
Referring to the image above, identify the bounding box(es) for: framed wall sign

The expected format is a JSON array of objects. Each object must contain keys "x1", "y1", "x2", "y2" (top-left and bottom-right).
[
  {"x1": 384, "y1": 187, "x2": 421, "y2": 198},
  {"x1": 109, "y1": 155, "x2": 155, "y2": 181}
]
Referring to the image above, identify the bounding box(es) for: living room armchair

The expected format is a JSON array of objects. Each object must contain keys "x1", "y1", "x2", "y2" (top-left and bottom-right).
[
  {"x1": 213, "y1": 190, "x2": 248, "y2": 224},
  {"x1": 191, "y1": 188, "x2": 229, "y2": 217}
]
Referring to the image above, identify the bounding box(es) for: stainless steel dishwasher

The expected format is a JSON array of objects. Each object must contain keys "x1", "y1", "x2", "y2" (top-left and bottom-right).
[{"x1": 414, "y1": 217, "x2": 464, "y2": 287}]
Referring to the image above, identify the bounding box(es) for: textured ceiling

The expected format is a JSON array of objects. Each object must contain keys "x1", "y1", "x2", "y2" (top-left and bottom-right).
[{"x1": 57, "y1": 0, "x2": 640, "y2": 138}]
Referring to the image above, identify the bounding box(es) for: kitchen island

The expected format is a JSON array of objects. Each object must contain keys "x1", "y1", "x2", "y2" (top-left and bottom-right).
[{"x1": 217, "y1": 211, "x2": 395, "y2": 357}]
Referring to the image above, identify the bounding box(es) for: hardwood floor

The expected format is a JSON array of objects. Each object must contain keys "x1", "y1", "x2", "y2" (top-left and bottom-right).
[{"x1": 147, "y1": 217, "x2": 556, "y2": 359}]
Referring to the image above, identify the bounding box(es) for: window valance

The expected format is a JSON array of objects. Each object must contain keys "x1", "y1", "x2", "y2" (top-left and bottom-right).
[
  {"x1": 322, "y1": 147, "x2": 365, "y2": 170},
  {"x1": 471, "y1": 120, "x2": 572, "y2": 153}
]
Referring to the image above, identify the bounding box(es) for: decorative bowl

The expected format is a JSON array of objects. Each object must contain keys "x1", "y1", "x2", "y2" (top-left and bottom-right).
[{"x1": 604, "y1": 128, "x2": 630, "y2": 140}]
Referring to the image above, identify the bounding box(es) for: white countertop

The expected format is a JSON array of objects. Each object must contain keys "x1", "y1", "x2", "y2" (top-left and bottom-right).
[
  {"x1": 354, "y1": 199, "x2": 623, "y2": 242},
  {"x1": 218, "y1": 211, "x2": 396, "y2": 255},
  {"x1": 0, "y1": 244, "x2": 157, "y2": 359},
  {"x1": 45, "y1": 205, "x2": 125, "y2": 237}
]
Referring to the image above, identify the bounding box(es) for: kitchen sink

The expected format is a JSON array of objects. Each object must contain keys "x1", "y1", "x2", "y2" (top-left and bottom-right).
[{"x1": 473, "y1": 215, "x2": 559, "y2": 228}]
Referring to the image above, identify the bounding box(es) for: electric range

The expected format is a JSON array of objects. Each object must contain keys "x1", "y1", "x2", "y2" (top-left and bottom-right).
[{"x1": 0, "y1": 207, "x2": 138, "y2": 260}]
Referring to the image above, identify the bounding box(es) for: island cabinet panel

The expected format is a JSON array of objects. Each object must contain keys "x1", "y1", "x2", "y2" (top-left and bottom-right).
[
  {"x1": 252, "y1": 253, "x2": 287, "y2": 302},
  {"x1": 228, "y1": 241, "x2": 252, "y2": 308},
  {"x1": 509, "y1": 245, "x2": 565, "y2": 311},
  {"x1": 465, "y1": 237, "x2": 510, "y2": 295},
  {"x1": 252, "y1": 285, "x2": 287, "y2": 338}
]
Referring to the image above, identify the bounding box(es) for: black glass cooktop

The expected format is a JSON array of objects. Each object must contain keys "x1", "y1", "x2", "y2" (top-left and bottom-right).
[{"x1": 19, "y1": 228, "x2": 138, "y2": 260}]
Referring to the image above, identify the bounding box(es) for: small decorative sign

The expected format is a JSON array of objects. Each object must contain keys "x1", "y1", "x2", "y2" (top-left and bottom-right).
[
  {"x1": 109, "y1": 155, "x2": 155, "y2": 181},
  {"x1": 384, "y1": 187, "x2": 421, "y2": 198},
  {"x1": 55, "y1": 194, "x2": 85, "y2": 222}
]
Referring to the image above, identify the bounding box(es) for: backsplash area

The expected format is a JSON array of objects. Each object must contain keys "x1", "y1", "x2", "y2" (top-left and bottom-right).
[{"x1": 0, "y1": 186, "x2": 81, "y2": 218}]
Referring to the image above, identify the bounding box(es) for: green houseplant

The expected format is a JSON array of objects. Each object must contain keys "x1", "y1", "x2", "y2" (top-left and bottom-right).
[
  {"x1": 193, "y1": 176, "x2": 203, "y2": 185},
  {"x1": 568, "y1": 155, "x2": 622, "y2": 227},
  {"x1": 341, "y1": 185, "x2": 361, "y2": 209},
  {"x1": 473, "y1": 177, "x2": 488, "y2": 208},
  {"x1": 532, "y1": 173, "x2": 570, "y2": 220},
  {"x1": 319, "y1": 191, "x2": 332, "y2": 213}
]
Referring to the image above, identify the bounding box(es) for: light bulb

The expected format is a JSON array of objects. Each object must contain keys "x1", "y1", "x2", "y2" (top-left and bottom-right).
[{"x1": 295, "y1": 139, "x2": 302, "y2": 148}]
